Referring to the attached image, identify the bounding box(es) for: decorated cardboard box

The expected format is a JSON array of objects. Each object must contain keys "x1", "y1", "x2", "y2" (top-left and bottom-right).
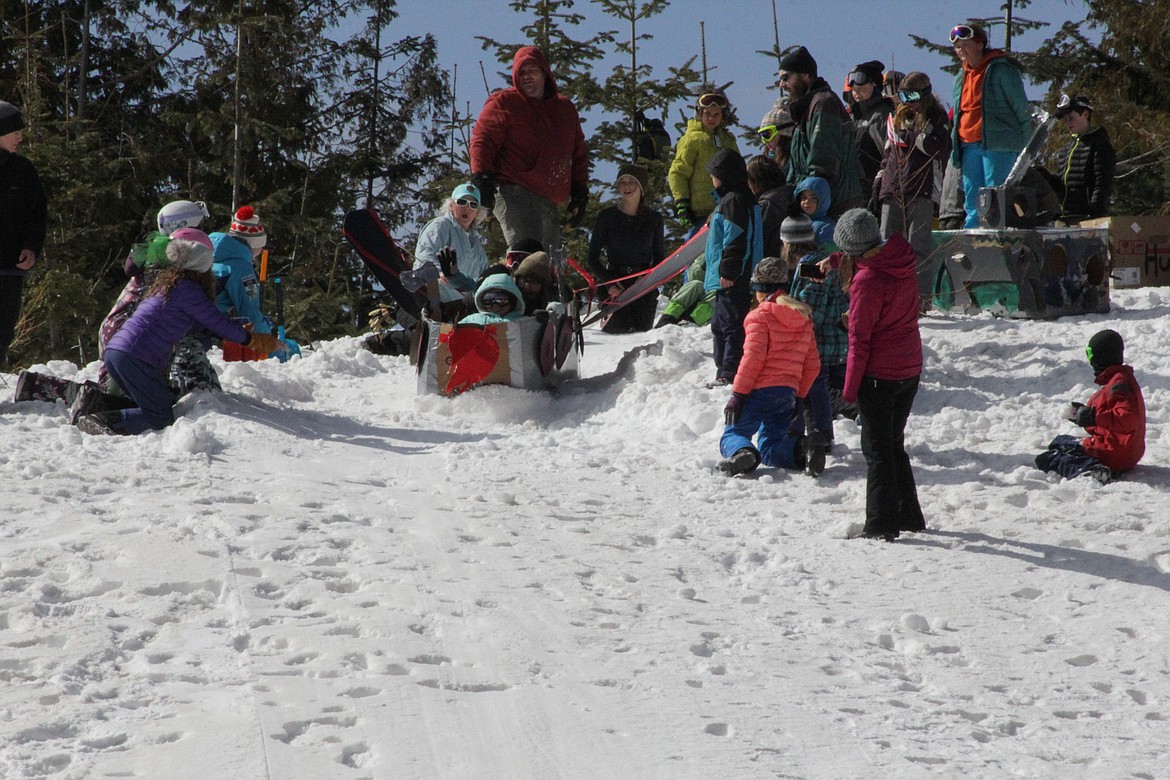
[
  {"x1": 417, "y1": 313, "x2": 579, "y2": 396},
  {"x1": 925, "y1": 226, "x2": 1110, "y2": 318},
  {"x1": 1080, "y1": 216, "x2": 1170, "y2": 288}
]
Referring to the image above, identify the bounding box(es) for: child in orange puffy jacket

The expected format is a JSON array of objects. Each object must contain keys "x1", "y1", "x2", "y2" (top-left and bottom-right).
[
  {"x1": 717, "y1": 256, "x2": 821, "y2": 477},
  {"x1": 1035, "y1": 329, "x2": 1145, "y2": 484}
]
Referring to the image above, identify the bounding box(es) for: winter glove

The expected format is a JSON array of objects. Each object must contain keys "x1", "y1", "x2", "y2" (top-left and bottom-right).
[
  {"x1": 564, "y1": 183, "x2": 589, "y2": 229},
  {"x1": 437, "y1": 246, "x2": 458, "y2": 277},
  {"x1": 367, "y1": 303, "x2": 397, "y2": 332},
  {"x1": 674, "y1": 199, "x2": 695, "y2": 229},
  {"x1": 471, "y1": 173, "x2": 497, "y2": 212},
  {"x1": 246, "y1": 331, "x2": 288, "y2": 357},
  {"x1": 724, "y1": 392, "x2": 748, "y2": 425},
  {"x1": 1064, "y1": 401, "x2": 1096, "y2": 428}
]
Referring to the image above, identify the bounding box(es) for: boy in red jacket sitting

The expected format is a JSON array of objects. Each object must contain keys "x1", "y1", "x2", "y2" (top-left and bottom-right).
[{"x1": 1035, "y1": 329, "x2": 1145, "y2": 484}]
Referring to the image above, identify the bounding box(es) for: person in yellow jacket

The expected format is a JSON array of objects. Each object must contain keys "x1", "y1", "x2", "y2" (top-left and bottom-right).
[{"x1": 668, "y1": 89, "x2": 740, "y2": 236}]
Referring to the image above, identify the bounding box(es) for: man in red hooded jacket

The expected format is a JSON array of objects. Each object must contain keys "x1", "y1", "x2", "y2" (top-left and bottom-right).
[
  {"x1": 1036, "y1": 329, "x2": 1145, "y2": 484},
  {"x1": 470, "y1": 46, "x2": 589, "y2": 254}
]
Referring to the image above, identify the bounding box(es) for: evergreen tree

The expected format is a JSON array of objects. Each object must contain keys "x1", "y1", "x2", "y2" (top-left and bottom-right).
[{"x1": 1027, "y1": 1, "x2": 1170, "y2": 214}]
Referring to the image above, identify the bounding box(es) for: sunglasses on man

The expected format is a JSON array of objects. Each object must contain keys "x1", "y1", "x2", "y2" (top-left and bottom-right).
[
  {"x1": 950, "y1": 24, "x2": 979, "y2": 43},
  {"x1": 455, "y1": 196, "x2": 480, "y2": 209}
]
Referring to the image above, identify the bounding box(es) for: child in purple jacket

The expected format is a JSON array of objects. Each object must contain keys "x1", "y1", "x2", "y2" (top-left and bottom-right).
[{"x1": 76, "y1": 229, "x2": 285, "y2": 435}]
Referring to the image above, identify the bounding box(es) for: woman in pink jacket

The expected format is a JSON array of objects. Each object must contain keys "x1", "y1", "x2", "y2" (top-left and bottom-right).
[
  {"x1": 834, "y1": 208, "x2": 925, "y2": 540},
  {"x1": 717, "y1": 257, "x2": 821, "y2": 477}
]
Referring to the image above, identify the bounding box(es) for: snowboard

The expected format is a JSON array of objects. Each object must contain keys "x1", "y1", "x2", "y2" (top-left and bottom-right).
[
  {"x1": 1004, "y1": 109, "x2": 1058, "y2": 189},
  {"x1": 581, "y1": 225, "x2": 708, "y2": 328},
  {"x1": 343, "y1": 208, "x2": 424, "y2": 321}
]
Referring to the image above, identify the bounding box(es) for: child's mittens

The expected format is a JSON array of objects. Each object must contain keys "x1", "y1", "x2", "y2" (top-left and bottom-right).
[
  {"x1": 246, "y1": 331, "x2": 288, "y2": 357},
  {"x1": 1063, "y1": 401, "x2": 1095, "y2": 428},
  {"x1": 724, "y1": 393, "x2": 748, "y2": 425}
]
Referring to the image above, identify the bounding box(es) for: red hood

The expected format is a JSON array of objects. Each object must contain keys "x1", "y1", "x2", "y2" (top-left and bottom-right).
[
  {"x1": 857, "y1": 233, "x2": 918, "y2": 281},
  {"x1": 512, "y1": 46, "x2": 557, "y2": 99},
  {"x1": 964, "y1": 48, "x2": 1006, "y2": 76}
]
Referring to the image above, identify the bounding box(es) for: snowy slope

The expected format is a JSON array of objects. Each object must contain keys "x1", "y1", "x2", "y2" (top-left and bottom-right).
[{"x1": 1, "y1": 288, "x2": 1168, "y2": 779}]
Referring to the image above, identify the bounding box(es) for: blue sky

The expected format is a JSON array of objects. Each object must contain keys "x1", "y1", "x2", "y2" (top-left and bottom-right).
[{"x1": 384, "y1": 0, "x2": 1089, "y2": 178}]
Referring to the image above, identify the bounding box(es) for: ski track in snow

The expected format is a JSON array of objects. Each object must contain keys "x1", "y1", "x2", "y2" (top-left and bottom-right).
[{"x1": 2, "y1": 288, "x2": 1170, "y2": 778}]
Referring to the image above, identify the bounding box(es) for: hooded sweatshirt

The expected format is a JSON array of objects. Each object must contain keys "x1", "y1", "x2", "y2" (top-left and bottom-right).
[
  {"x1": 794, "y1": 176, "x2": 835, "y2": 245},
  {"x1": 703, "y1": 150, "x2": 763, "y2": 293},
  {"x1": 951, "y1": 50, "x2": 1031, "y2": 164},
  {"x1": 460, "y1": 273, "x2": 527, "y2": 326},
  {"x1": 469, "y1": 46, "x2": 589, "y2": 205},
  {"x1": 840, "y1": 233, "x2": 923, "y2": 403}
]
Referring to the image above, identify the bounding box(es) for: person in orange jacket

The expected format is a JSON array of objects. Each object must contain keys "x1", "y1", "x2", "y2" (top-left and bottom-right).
[{"x1": 717, "y1": 256, "x2": 821, "y2": 477}]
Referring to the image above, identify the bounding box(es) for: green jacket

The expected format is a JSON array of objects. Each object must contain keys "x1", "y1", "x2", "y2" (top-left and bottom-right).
[
  {"x1": 950, "y1": 51, "x2": 1032, "y2": 165},
  {"x1": 668, "y1": 119, "x2": 740, "y2": 219},
  {"x1": 786, "y1": 78, "x2": 862, "y2": 216}
]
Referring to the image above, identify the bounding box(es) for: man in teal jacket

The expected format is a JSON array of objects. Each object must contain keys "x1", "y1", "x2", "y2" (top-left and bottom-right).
[{"x1": 949, "y1": 23, "x2": 1032, "y2": 228}]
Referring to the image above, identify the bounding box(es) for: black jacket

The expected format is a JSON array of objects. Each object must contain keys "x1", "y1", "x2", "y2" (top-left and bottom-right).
[
  {"x1": 0, "y1": 150, "x2": 48, "y2": 270},
  {"x1": 1061, "y1": 125, "x2": 1116, "y2": 219}
]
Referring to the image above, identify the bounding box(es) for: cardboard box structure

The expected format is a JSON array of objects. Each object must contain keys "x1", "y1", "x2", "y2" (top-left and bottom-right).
[
  {"x1": 1080, "y1": 216, "x2": 1170, "y2": 288},
  {"x1": 925, "y1": 227, "x2": 1110, "y2": 318},
  {"x1": 417, "y1": 315, "x2": 579, "y2": 396}
]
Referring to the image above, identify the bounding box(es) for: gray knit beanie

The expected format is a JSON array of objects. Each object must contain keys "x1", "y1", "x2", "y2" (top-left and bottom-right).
[
  {"x1": 0, "y1": 101, "x2": 25, "y2": 136},
  {"x1": 780, "y1": 214, "x2": 816, "y2": 245},
  {"x1": 833, "y1": 208, "x2": 882, "y2": 255}
]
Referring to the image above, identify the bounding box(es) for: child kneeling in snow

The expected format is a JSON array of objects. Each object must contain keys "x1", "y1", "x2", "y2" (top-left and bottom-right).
[
  {"x1": 717, "y1": 257, "x2": 821, "y2": 476},
  {"x1": 1035, "y1": 329, "x2": 1145, "y2": 484},
  {"x1": 76, "y1": 229, "x2": 286, "y2": 435}
]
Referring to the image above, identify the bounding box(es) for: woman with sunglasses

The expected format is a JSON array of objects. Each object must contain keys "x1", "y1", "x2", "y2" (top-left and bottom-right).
[
  {"x1": 873, "y1": 71, "x2": 952, "y2": 309},
  {"x1": 414, "y1": 182, "x2": 490, "y2": 315},
  {"x1": 668, "y1": 88, "x2": 739, "y2": 236},
  {"x1": 948, "y1": 22, "x2": 1032, "y2": 228}
]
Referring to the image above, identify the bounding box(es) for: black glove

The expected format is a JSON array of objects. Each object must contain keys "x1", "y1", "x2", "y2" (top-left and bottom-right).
[
  {"x1": 1064, "y1": 401, "x2": 1096, "y2": 428},
  {"x1": 724, "y1": 392, "x2": 747, "y2": 425},
  {"x1": 674, "y1": 199, "x2": 694, "y2": 229},
  {"x1": 564, "y1": 183, "x2": 589, "y2": 229},
  {"x1": 437, "y1": 246, "x2": 458, "y2": 277},
  {"x1": 471, "y1": 173, "x2": 496, "y2": 212}
]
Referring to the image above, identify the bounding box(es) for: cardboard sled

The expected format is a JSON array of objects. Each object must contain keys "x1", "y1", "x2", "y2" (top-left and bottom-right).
[
  {"x1": 1081, "y1": 216, "x2": 1170, "y2": 289},
  {"x1": 925, "y1": 227, "x2": 1110, "y2": 318},
  {"x1": 417, "y1": 314, "x2": 579, "y2": 396}
]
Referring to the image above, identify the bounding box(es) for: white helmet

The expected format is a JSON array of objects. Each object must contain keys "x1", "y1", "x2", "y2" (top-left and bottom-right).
[{"x1": 157, "y1": 200, "x2": 210, "y2": 233}]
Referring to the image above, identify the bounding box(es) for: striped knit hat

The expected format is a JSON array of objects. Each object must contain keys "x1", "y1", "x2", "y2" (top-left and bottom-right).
[{"x1": 229, "y1": 205, "x2": 267, "y2": 250}]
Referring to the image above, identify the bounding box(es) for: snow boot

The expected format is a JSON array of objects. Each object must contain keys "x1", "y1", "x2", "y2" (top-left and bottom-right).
[
  {"x1": 804, "y1": 431, "x2": 828, "y2": 478},
  {"x1": 718, "y1": 447, "x2": 761, "y2": 476},
  {"x1": 13, "y1": 370, "x2": 76, "y2": 404},
  {"x1": 1080, "y1": 464, "x2": 1112, "y2": 485},
  {"x1": 654, "y1": 313, "x2": 679, "y2": 329},
  {"x1": 75, "y1": 412, "x2": 121, "y2": 436}
]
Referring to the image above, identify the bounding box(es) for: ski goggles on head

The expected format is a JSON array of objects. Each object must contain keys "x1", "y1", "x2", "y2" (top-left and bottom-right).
[
  {"x1": 697, "y1": 93, "x2": 728, "y2": 109},
  {"x1": 950, "y1": 24, "x2": 979, "y2": 43},
  {"x1": 480, "y1": 292, "x2": 514, "y2": 309},
  {"x1": 454, "y1": 196, "x2": 480, "y2": 209},
  {"x1": 898, "y1": 90, "x2": 925, "y2": 103},
  {"x1": 1057, "y1": 93, "x2": 1093, "y2": 112},
  {"x1": 847, "y1": 70, "x2": 874, "y2": 87}
]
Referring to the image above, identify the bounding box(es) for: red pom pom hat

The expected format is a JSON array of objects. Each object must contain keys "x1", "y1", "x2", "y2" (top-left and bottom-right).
[{"x1": 229, "y1": 205, "x2": 267, "y2": 250}]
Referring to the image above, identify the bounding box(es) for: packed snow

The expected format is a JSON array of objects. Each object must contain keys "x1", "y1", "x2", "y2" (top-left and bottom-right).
[{"x1": 1, "y1": 287, "x2": 1168, "y2": 779}]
